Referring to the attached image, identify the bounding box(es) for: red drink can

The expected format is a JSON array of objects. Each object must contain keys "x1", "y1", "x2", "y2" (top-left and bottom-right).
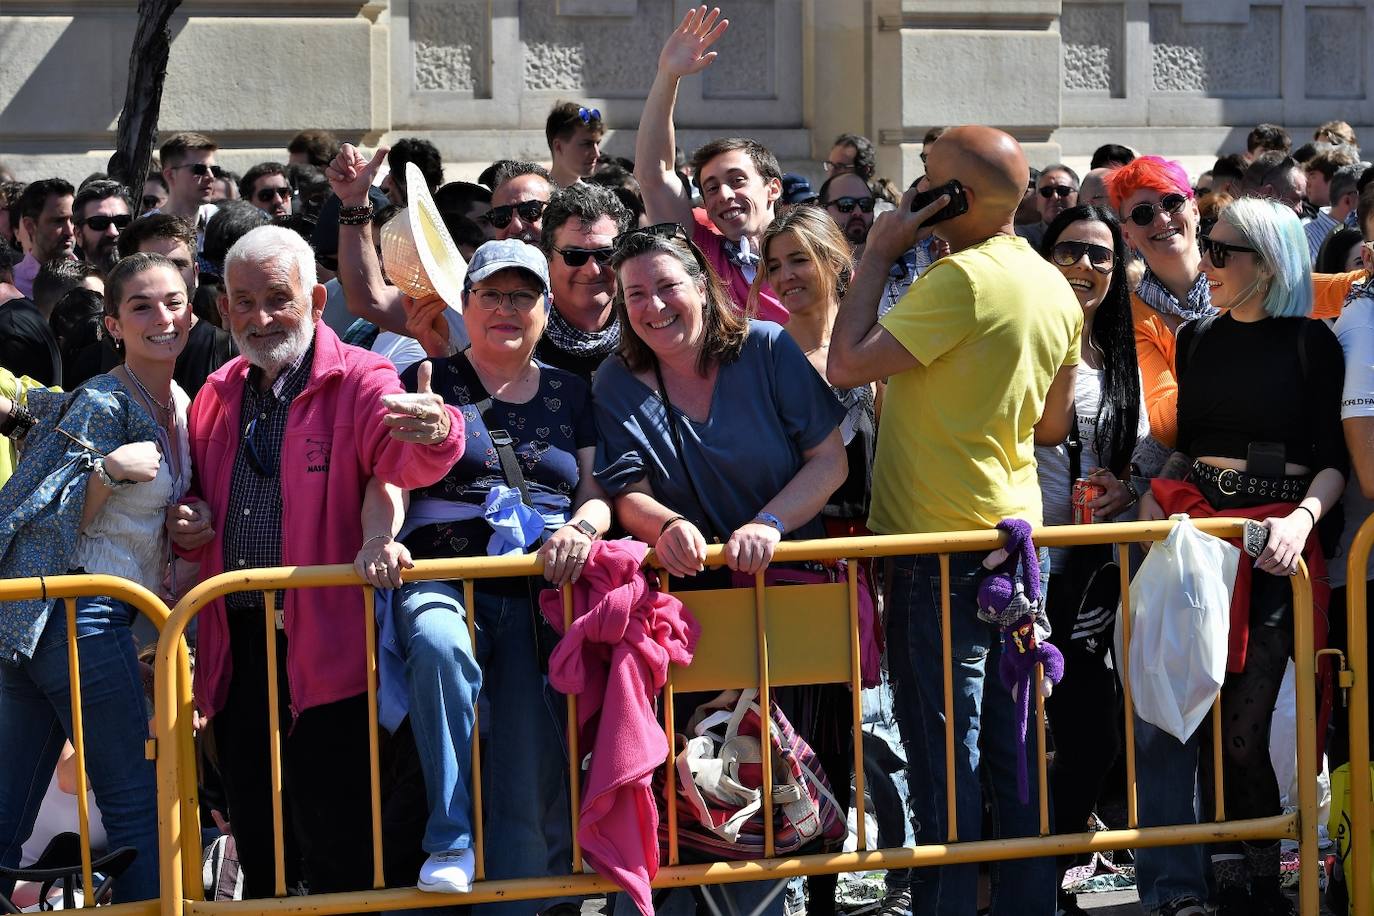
[{"x1": 1072, "y1": 478, "x2": 1105, "y2": 524}]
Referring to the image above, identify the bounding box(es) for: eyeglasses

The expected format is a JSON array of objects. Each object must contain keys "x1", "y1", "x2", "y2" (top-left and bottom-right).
[
  {"x1": 822, "y1": 160, "x2": 856, "y2": 174},
  {"x1": 78, "y1": 214, "x2": 132, "y2": 232},
  {"x1": 468, "y1": 288, "x2": 543, "y2": 311},
  {"x1": 1050, "y1": 240, "x2": 1115, "y2": 274},
  {"x1": 1198, "y1": 234, "x2": 1257, "y2": 268},
  {"x1": 552, "y1": 246, "x2": 614, "y2": 268},
  {"x1": 1126, "y1": 192, "x2": 1189, "y2": 227},
  {"x1": 578, "y1": 106, "x2": 601, "y2": 124},
  {"x1": 169, "y1": 163, "x2": 217, "y2": 178},
  {"x1": 484, "y1": 199, "x2": 546, "y2": 229},
  {"x1": 255, "y1": 186, "x2": 293, "y2": 204},
  {"x1": 1038, "y1": 185, "x2": 1076, "y2": 199},
  {"x1": 826, "y1": 196, "x2": 876, "y2": 214},
  {"x1": 243, "y1": 414, "x2": 277, "y2": 477},
  {"x1": 141, "y1": 195, "x2": 163, "y2": 210}
]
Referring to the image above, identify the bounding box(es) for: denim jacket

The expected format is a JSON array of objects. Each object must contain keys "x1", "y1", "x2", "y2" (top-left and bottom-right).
[{"x1": 0, "y1": 375, "x2": 158, "y2": 664}]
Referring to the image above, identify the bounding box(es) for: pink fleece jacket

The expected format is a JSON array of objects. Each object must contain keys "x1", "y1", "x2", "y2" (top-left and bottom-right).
[
  {"x1": 540, "y1": 540, "x2": 700, "y2": 916},
  {"x1": 183, "y1": 322, "x2": 465, "y2": 721}
]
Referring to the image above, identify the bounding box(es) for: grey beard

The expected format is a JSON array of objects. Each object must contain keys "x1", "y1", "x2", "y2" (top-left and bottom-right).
[{"x1": 234, "y1": 320, "x2": 315, "y2": 377}]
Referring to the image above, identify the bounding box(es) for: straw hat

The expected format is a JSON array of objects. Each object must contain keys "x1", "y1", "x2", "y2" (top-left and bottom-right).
[{"x1": 379, "y1": 161, "x2": 468, "y2": 308}]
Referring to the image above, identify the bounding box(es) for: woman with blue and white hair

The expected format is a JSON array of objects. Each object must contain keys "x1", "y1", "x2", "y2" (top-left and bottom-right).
[{"x1": 1137, "y1": 196, "x2": 1347, "y2": 916}]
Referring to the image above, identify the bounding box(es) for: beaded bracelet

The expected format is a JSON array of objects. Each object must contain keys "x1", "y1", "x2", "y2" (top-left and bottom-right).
[
  {"x1": 338, "y1": 203, "x2": 375, "y2": 226},
  {"x1": 0, "y1": 402, "x2": 35, "y2": 440}
]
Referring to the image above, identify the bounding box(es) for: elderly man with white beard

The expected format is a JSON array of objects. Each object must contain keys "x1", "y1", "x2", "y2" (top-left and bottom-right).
[{"x1": 165, "y1": 224, "x2": 466, "y2": 902}]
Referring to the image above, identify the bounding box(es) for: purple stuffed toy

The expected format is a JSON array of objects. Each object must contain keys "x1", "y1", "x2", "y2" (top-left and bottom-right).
[{"x1": 978, "y1": 519, "x2": 1066, "y2": 803}]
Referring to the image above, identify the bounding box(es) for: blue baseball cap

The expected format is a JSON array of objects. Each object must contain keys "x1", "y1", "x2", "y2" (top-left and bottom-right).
[{"x1": 464, "y1": 239, "x2": 550, "y2": 294}]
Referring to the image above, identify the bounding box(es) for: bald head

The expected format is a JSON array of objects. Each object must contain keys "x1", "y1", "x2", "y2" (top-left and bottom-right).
[
  {"x1": 923, "y1": 126, "x2": 1028, "y2": 245},
  {"x1": 1079, "y1": 168, "x2": 1113, "y2": 207}
]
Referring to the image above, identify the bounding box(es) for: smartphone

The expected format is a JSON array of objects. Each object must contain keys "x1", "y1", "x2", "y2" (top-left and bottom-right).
[
  {"x1": 1243, "y1": 520, "x2": 1270, "y2": 559},
  {"x1": 1246, "y1": 442, "x2": 1286, "y2": 478},
  {"x1": 909, "y1": 179, "x2": 969, "y2": 227}
]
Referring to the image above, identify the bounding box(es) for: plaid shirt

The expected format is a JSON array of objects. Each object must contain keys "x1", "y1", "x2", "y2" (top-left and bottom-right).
[
  {"x1": 222, "y1": 344, "x2": 315, "y2": 615},
  {"x1": 1134, "y1": 264, "x2": 1214, "y2": 322}
]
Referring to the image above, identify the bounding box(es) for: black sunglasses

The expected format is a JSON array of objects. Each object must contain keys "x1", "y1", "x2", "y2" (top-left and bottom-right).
[
  {"x1": 243, "y1": 414, "x2": 277, "y2": 477},
  {"x1": 611, "y1": 222, "x2": 710, "y2": 271},
  {"x1": 1050, "y1": 240, "x2": 1115, "y2": 274},
  {"x1": 1038, "y1": 185, "x2": 1076, "y2": 199},
  {"x1": 170, "y1": 163, "x2": 216, "y2": 178},
  {"x1": 255, "y1": 186, "x2": 293, "y2": 204},
  {"x1": 1198, "y1": 234, "x2": 1257, "y2": 268},
  {"x1": 141, "y1": 195, "x2": 163, "y2": 210},
  {"x1": 1127, "y1": 192, "x2": 1188, "y2": 227},
  {"x1": 553, "y1": 245, "x2": 614, "y2": 268},
  {"x1": 826, "y1": 196, "x2": 875, "y2": 214},
  {"x1": 79, "y1": 214, "x2": 132, "y2": 232},
  {"x1": 484, "y1": 199, "x2": 546, "y2": 229}
]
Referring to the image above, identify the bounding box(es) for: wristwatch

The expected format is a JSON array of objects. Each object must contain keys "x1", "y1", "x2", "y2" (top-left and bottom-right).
[
  {"x1": 568, "y1": 519, "x2": 598, "y2": 540},
  {"x1": 95, "y1": 457, "x2": 133, "y2": 490},
  {"x1": 753, "y1": 512, "x2": 786, "y2": 535}
]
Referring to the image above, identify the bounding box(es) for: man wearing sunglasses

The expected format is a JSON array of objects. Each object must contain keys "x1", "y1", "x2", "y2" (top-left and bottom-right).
[
  {"x1": 535, "y1": 183, "x2": 631, "y2": 380},
  {"x1": 72, "y1": 180, "x2": 132, "y2": 277},
  {"x1": 239, "y1": 162, "x2": 295, "y2": 220},
  {"x1": 633, "y1": 7, "x2": 789, "y2": 324},
  {"x1": 1016, "y1": 164, "x2": 1079, "y2": 249},
  {"x1": 819, "y1": 172, "x2": 878, "y2": 247},
  {"x1": 546, "y1": 100, "x2": 605, "y2": 189},
  {"x1": 158, "y1": 133, "x2": 221, "y2": 246},
  {"x1": 486, "y1": 161, "x2": 555, "y2": 245}
]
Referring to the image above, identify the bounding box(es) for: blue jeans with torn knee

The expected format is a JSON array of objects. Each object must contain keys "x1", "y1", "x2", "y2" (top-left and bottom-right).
[
  {"x1": 885, "y1": 551, "x2": 1055, "y2": 916},
  {"x1": 394, "y1": 580, "x2": 571, "y2": 915}
]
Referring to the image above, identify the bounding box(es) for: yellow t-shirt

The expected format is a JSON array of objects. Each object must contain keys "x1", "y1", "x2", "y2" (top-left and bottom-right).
[
  {"x1": 870, "y1": 234, "x2": 1082, "y2": 534},
  {"x1": 0, "y1": 368, "x2": 55, "y2": 488}
]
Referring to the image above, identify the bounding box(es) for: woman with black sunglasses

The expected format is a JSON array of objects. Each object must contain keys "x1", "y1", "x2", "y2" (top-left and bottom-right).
[
  {"x1": 1138, "y1": 197, "x2": 1346, "y2": 916},
  {"x1": 1034, "y1": 205, "x2": 1148, "y2": 916}
]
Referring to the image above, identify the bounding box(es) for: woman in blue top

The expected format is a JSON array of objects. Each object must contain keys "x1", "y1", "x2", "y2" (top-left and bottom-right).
[
  {"x1": 0, "y1": 253, "x2": 194, "y2": 904},
  {"x1": 593, "y1": 224, "x2": 847, "y2": 915}
]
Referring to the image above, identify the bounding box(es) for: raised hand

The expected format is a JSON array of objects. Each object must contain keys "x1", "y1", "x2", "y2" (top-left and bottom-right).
[
  {"x1": 659, "y1": 5, "x2": 730, "y2": 78},
  {"x1": 325, "y1": 142, "x2": 389, "y2": 208},
  {"x1": 863, "y1": 186, "x2": 949, "y2": 266},
  {"x1": 380, "y1": 361, "x2": 452, "y2": 444},
  {"x1": 402, "y1": 293, "x2": 453, "y2": 358}
]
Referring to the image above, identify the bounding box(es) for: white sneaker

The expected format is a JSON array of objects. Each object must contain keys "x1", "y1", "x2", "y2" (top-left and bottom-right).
[{"x1": 418, "y1": 848, "x2": 474, "y2": 894}]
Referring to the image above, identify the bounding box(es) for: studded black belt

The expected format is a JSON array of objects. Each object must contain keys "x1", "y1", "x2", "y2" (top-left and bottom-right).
[{"x1": 1190, "y1": 460, "x2": 1309, "y2": 502}]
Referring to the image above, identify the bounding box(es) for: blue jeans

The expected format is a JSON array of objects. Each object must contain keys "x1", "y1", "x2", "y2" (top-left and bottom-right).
[
  {"x1": 394, "y1": 581, "x2": 571, "y2": 914},
  {"x1": 1132, "y1": 715, "x2": 1207, "y2": 912},
  {"x1": 885, "y1": 552, "x2": 1055, "y2": 916},
  {"x1": 0, "y1": 596, "x2": 158, "y2": 903}
]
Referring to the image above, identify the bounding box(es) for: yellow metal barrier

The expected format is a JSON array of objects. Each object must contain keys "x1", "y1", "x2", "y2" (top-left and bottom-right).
[
  {"x1": 1347, "y1": 514, "x2": 1374, "y2": 916},
  {"x1": 147, "y1": 518, "x2": 1325, "y2": 916},
  {"x1": 0, "y1": 573, "x2": 189, "y2": 915}
]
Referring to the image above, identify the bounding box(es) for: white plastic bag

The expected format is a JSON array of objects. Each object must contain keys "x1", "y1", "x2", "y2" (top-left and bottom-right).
[{"x1": 1118, "y1": 514, "x2": 1239, "y2": 742}]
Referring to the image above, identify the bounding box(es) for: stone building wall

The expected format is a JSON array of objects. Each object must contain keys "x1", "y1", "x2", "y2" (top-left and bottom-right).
[{"x1": 1, "y1": 0, "x2": 1371, "y2": 189}]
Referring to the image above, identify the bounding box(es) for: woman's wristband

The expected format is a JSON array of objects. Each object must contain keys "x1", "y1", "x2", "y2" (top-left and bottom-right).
[
  {"x1": 660, "y1": 515, "x2": 688, "y2": 537},
  {"x1": 1295, "y1": 504, "x2": 1317, "y2": 527}
]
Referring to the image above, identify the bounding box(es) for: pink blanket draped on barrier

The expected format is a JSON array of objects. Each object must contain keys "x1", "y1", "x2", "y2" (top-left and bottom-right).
[{"x1": 540, "y1": 539, "x2": 701, "y2": 916}]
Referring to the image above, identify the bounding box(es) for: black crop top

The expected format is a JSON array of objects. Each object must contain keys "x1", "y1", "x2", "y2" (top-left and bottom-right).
[{"x1": 1175, "y1": 313, "x2": 1348, "y2": 477}]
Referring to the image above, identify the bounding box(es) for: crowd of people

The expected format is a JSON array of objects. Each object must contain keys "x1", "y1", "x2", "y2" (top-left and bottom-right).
[{"x1": 1, "y1": 6, "x2": 1374, "y2": 916}]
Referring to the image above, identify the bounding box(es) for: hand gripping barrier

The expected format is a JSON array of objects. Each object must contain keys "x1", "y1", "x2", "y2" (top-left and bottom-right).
[
  {"x1": 0, "y1": 573, "x2": 189, "y2": 915},
  {"x1": 140, "y1": 518, "x2": 1326, "y2": 916}
]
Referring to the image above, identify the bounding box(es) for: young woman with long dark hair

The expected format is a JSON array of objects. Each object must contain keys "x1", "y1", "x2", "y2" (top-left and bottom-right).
[{"x1": 1035, "y1": 204, "x2": 1148, "y2": 916}]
